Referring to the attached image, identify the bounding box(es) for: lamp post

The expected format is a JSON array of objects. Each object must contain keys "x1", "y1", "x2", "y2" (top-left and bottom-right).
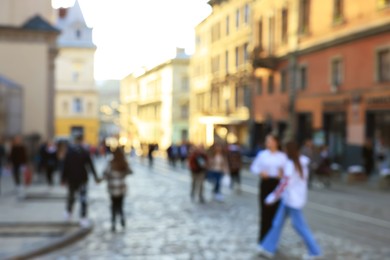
[{"x1": 283, "y1": 52, "x2": 298, "y2": 144}]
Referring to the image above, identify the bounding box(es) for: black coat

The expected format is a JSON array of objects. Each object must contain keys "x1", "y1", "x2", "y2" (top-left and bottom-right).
[{"x1": 61, "y1": 144, "x2": 98, "y2": 185}]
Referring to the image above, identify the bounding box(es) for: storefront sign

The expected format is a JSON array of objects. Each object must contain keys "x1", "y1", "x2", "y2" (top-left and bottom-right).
[
  {"x1": 366, "y1": 96, "x2": 390, "y2": 105},
  {"x1": 323, "y1": 99, "x2": 348, "y2": 110}
]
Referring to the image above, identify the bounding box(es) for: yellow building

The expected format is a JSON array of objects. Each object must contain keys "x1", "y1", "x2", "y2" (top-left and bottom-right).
[
  {"x1": 0, "y1": 0, "x2": 59, "y2": 140},
  {"x1": 120, "y1": 49, "x2": 191, "y2": 151},
  {"x1": 54, "y1": 1, "x2": 99, "y2": 145},
  {"x1": 190, "y1": 0, "x2": 254, "y2": 147}
]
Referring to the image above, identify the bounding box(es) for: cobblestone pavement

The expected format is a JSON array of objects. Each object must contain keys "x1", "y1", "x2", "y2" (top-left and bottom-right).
[{"x1": 42, "y1": 157, "x2": 390, "y2": 260}]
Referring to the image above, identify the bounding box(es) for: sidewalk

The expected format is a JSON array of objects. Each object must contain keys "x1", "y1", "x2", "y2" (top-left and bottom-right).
[{"x1": 0, "y1": 173, "x2": 92, "y2": 260}]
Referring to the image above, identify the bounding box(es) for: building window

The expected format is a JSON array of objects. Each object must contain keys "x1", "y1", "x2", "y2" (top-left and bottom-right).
[
  {"x1": 256, "y1": 77, "x2": 263, "y2": 95},
  {"x1": 243, "y1": 43, "x2": 249, "y2": 63},
  {"x1": 281, "y1": 8, "x2": 288, "y2": 43},
  {"x1": 331, "y1": 58, "x2": 343, "y2": 90},
  {"x1": 236, "y1": 9, "x2": 240, "y2": 29},
  {"x1": 225, "y1": 50, "x2": 229, "y2": 74},
  {"x1": 73, "y1": 98, "x2": 83, "y2": 113},
  {"x1": 258, "y1": 19, "x2": 263, "y2": 50},
  {"x1": 180, "y1": 105, "x2": 189, "y2": 119},
  {"x1": 299, "y1": 0, "x2": 310, "y2": 34},
  {"x1": 226, "y1": 15, "x2": 230, "y2": 36},
  {"x1": 298, "y1": 66, "x2": 308, "y2": 90},
  {"x1": 333, "y1": 0, "x2": 343, "y2": 23},
  {"x1": 244, "y1": 4, "x2": 250, "y2": 24},
  {"x1": 378, "y1": 48, "x2": 390, "y2": 82},
  {"x1": 181, "y1": 76, "x2": 189, "y2": 91},
  {"x1": 211, "y1": 56, "x2": 220, "y2": 73},
  {"x1": 281, "y1": 70, "x2": 288, "y2": 93},
  {"x1": 235, "y1": 47, "x2": 239, "y2": 68},
  {"x1": 268, "y1": 75, "x2": 274, "y2": 94},
  {"x1": 76, "y1": 29, "x2": 81, "y2": 39}
]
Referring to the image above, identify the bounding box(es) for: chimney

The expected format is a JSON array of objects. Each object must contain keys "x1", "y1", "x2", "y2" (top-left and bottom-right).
[{"x1": 59, "y1": 8, "x2": 68, "y2": 19}]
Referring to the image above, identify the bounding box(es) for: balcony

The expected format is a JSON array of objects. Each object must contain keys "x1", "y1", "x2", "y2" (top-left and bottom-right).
[{"x1": 252, "y1": 46, "x2": 279, "y2": 70}]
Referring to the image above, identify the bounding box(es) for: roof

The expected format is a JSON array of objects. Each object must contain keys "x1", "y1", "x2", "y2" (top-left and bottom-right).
[
  {"x1": 22, "y1": 15, "x2": 60, "y2": 33},
  {"x1": 0, "y1": 75, "x2": 22, "y2": 90}
]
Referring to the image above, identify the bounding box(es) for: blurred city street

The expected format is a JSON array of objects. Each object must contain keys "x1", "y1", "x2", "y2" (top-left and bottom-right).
[{"x1": 4, "y1": 156, "x2": 381, "y2": 260}]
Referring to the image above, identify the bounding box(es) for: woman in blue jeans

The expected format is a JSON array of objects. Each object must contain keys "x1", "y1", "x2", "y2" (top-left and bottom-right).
[{"x1": 258, "y1": 141, "x2": 322, "y2": 260}]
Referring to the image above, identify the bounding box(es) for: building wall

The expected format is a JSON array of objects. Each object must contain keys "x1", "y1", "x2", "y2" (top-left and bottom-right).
[
  {"x1": 55, "y1": 118, "x2": 99, "y2": 145},
  {"x1": 0, "y1": 0, "x2": 55, "y2": 26},
  {"x1": 0, "y1": 41, "x2": 50, "y2": 137}
]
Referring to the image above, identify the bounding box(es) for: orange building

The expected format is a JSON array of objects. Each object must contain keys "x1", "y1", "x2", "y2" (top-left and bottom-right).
[{"x1": 252, "y1": 0, "x2": 390, "y2": 166}]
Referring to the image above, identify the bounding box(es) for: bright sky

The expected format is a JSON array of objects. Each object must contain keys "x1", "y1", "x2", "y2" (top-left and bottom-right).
[{"x1": 52, "y1": 0, "x2": 211, "y2": 80}]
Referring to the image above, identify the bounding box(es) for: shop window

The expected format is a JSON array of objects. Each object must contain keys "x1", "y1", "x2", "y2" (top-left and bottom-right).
[
  {"x1": 281, "y1": 8, "x2": 288, "y2": 44},
  {"x1": 299, "y1": 0, "x2": 310, "y2": 35},
  {"x1": 377, "y1": 48, "x2": 390, "y2": 82},
  {"x1": 331, "y1": 58, "x2": 343, "y2": 91},
  {"x1": 281, "y1": 70, "x2": 288, "y2": 93},
  {"x1": 268, "y1": 75, "x2": 274, "y2": 94},
  {"x1": 256, "y1": 77, "x2": 263, "y2": 95}
]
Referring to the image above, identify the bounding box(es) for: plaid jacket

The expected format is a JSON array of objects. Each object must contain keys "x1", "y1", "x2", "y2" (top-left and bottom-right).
[{"x1": 104, "y1": 165, "x2": 132, "y2": 197}]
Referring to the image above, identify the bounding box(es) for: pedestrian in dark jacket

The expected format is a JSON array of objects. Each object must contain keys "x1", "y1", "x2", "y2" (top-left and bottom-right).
[
  {"x1": 61, "y1": 135, "x2": 100, "y2": 227},
  {"x1": 102, "y1": 147, "x2": 133, "y2": 232},
  {"x1": 188, "y1": 144, "x2": 208, "y2": 203},
  {"x1": 42, "y1": 140, "x2": 58, "y2": 186},
  {"x1": 9, "y1": 136, "x2": 28, "y2": 189},
  {"x1": 362, "y1": 139, "x2": 374, "y2": 177},
  {"x1": 227, "y1": 143, "x2": 242, "y2": 192}
]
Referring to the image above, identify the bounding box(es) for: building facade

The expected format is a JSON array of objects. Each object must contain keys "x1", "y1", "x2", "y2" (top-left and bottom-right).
[
  {"x1": 120, "y1": 49, "x2": 191, "y2": 150},
  {"x1": 54, "y1": 1, "x2": 99, "y2": 145},
  {"x1": 0, "y1": 3, "x2": 59, "y2": 140},
  {"x1": 252, "y1": 0, "x2": 390, "y2": 166},
  {"x1": 190, "y1": 0, "x2": 254, "y2": 147}
]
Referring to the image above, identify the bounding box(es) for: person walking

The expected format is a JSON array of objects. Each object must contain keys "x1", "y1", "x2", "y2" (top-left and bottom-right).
[
  {"x1": 362, "y1": 139, "x2": 374, "y2": 177},
  {"x1": 227, "y1": 142, "x2": 243, "y2": 192},
  {"x1": 102, "y1": 147, "x2": 133, "y2": 232},
  {"x1": 207, "y1": 144, "x2": 229, "y2": 202},
  {"x1": 61, "y1": 135, "x2": 100, "y2": 227},
  {"x1": 9, "y1": 136, "x2": 28, "y2": 197},
  {"x1": 257, "y1": 141, "x2": 322, "y2": 260},
  {"x1": 188, "y1": 144, "x2": 208, "y2": 203},
  {"x1": 250, "y1": 134, "x2": 287, "y2": 243},
  {"x1": 42, "y1": 140, "x2": 58, "y2": 187}
]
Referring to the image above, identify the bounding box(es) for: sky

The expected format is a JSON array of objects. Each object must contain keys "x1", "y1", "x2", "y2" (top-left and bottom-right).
[{"x1": 52, "y1": 0, "x2": 212, "y2": 80}]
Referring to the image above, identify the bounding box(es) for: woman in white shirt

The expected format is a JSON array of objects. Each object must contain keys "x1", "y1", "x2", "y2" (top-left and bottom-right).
[
  {"x1": 250, "y1": 134, "x2": 287, "y2": 242},
  {"x1": 258, "y1": 141, "x2": 322, "y2": 260}
]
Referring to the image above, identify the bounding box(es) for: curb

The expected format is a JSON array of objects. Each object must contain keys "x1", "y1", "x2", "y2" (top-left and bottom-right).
[{"x1": 2, "y1": 222, "x2": 93, "y2": 260}]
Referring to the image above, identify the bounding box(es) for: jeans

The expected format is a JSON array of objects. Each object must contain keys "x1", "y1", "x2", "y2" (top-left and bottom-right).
[
  {"x1": 207, "y1": 170, "x2": 223, "y2": 194},
  {"x1": 261, "y1": 202, "x2": 321, "y2": 256},
  {"x1": 191, "y1": 171, "x2": 205, "y2": 202},
  {"x1": 67, "y1": 183, "x2": 88, "y2": 218}
]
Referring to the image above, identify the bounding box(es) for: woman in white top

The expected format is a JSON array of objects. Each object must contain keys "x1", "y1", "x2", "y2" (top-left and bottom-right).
[
  {"x1": 250, "y1": 134, "x2": 287, "y2": 242},
  {"x1": 258, "y1": 141, "x2": 322, "y2": 260}
]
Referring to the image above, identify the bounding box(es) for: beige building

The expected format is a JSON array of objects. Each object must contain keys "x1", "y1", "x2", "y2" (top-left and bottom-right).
[
  {"x1": 121, "y1": 49, "x2": 190, "y2": 150},
  {"x1": 190, "y1": 0, "x2": 254, "y2": 147},
  {"x1": 54, "y1": 1, "x2": 99, "y2": 145},
  {"x1": 0, "y1": 0, "x2": 59, "y2": 140}
]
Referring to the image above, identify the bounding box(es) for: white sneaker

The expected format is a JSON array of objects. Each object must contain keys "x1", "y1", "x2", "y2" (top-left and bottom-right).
[
  {"x1": 80, "y1": 218, "x2": 91, "y2": 228},
  {"x1": 257, "y1": 245, "x2": 274, "y2": 259},
  {"x1": 302, "y1": 254, "x2": 323, "y2": 260},
  {"x1": 214, "y1": 193, "x2": 224, "y2": 202}
]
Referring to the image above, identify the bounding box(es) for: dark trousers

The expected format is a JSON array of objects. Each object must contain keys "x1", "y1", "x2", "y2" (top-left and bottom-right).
[
  {"x1": 230, "y1": 170, "x2": 241, "y2": 188},
  {"x1": 46, "y1": 166, "x2": 56, "y2": 186},
  {"x1": 12, "y1": 164, "x2": 22, "y2": 186},
  {"x1": 111, "y1": 195, "x2": 125, "y2": 225},
  {"x1": 191, "y1": 171, "x2": 205, "y2": 202},
  {"x1": 259, "y1": 178, "x2": 280, "y2": 243},
  {"x1": 67, "y1": 183, "x2": 88, "y2": 218}
]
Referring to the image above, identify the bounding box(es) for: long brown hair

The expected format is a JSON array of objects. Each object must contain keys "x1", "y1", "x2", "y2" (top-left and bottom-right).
[
  {"x1": 285, "y1": 141, "x2": 303, "y2": 178},
  {"x1": 110, "y1": 147, "x2": 129, "y2": 172}
]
